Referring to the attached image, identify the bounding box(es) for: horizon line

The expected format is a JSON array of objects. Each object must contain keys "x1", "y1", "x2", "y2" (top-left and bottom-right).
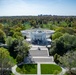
[{"x1": 0, "y1": 14, "x2": 76, "y2": 17}]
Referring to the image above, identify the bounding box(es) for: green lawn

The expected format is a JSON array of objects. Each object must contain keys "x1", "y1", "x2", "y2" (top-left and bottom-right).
[
  {"x1": 16, "y1": 64, "x2": 37, "y2": 74},
  {"x1": 41, "y1": 64, "x2": 62, "y2": 74},
  {"x1": 11, "y1": 73, "x2": 15, "y2": 75}
]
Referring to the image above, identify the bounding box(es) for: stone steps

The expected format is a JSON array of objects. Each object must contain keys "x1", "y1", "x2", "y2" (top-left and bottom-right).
[
  {"x1": 32, "y1": 57, "x2": 54, "y2": 63},
  {"x1": 30, "y1": 47, "x2": 48, "y2": 50},
  {"x1": 29, "y1": 50, "x2": 49, "y2": 57},
  {"x1": 26, "y1": 45, "x2": 54, "y2": 63}
]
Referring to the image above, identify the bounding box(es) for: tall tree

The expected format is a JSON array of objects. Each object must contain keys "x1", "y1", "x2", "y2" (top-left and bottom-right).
[
  {"x1": 0, "y1": 29, "x2": 6, "y2": 43},
  {"x1": 5, "y1": 36, "x2": 13, "y2": 47},
  {"x1": 0, "y1": 47, "x2": 14, "y2": 75},
  {"x1": 50, "y1": 33, "x2": 76, "y2": 56},
  {"x1": 0, "y1": 23, "x2": 4, "y2": 30},
  {"x1": 59, "y1": 51, "x2": 76, "y2": 75},
  {"x1": 15, "y1": 37, "x2": 30, "y2": 63}
]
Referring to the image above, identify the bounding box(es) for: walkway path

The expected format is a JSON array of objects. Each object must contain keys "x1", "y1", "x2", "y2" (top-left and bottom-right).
[
  {"x1": 37, "y1": 63, "x2": 41, "y2": 75},
  {"x1": 12, "y1": 65, "x2": 20, "y2": 75}
]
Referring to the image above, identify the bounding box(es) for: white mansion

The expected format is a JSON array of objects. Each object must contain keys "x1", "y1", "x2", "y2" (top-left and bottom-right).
[{"x1": 21, "y1": 28, "x2": 55, "y2": 46}]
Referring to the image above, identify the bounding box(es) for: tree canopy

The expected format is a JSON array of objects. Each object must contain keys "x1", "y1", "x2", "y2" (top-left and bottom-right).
[
  {"x1": 50, "y1": 33, "x2": 76, "y2": 56},
  {"x1": 59, "y1": 51, "x2": 76, "y2": 75},
  {"x1": 0, "y1": 47, "x2": 15, "y2": 75}
]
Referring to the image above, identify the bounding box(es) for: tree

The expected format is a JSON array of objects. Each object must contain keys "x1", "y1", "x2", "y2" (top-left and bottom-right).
[
  {"x1": 54, "y1": 53, "x2": 60, "y2": 64},
  {"x1": 0, "y1": 29, "x2": 6, "y2": 43},
  {"x1": 3, "y1": 24, "x2": 11, "y2": 36},
  {"x1": 0, "y1": 23, "x2": 4, "y2": 30},
  {"x1": 15, "y1": 37, "x2": 30, "y2": 63},
  {"x1": 50, "y1": 33, "x2": 76, "y2": 56},
  {"x1": 30, "y1": 20, "x2": 36, "y2": 28},
  {"x1": 72, "y1": 20, "x2": 76, "y2": 29},
  {"x1": 6, "y1": 36, "x2": 13, "y2": 47},
  {"x1": 59, "y1": 51, "x2": 76, "y2": 75},
  {"x1": 13, "y1": 32, "x2": 22, "y2": 38},
  {"x1": 8, "y1": 39, "x2": 18, "y2": 58},
  {"x1": 0, "y1": 47, "x2": 15, "y2": 75},
  {"x1": 55, "y1": 27, "x2": 65, "y2": 33},
  {"x1": 52, "y1": 32, "x2": 63, "y2": 40}
]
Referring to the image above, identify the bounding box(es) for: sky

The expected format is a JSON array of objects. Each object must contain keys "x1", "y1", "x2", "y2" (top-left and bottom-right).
[{"x1": 0, "y1": 0, "x2": 76, "y2": 16}]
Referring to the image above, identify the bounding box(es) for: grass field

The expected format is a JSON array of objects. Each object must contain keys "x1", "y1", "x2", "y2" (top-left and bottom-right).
[
  {"x1": 41, "y1": 64, "x2": 62, "y2": 74},
  {"x1": 16, "y1": 64, "x2": 37, "y2": 74}
]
